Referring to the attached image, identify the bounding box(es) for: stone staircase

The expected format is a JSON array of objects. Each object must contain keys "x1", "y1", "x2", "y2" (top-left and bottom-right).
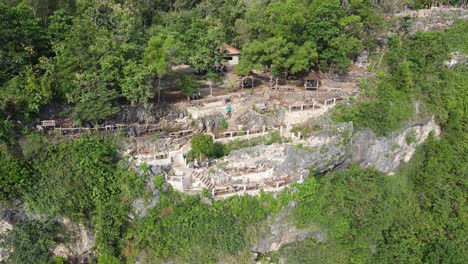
[{"x1": 191, "y1": 170, "x2": 215, "y2": 190}]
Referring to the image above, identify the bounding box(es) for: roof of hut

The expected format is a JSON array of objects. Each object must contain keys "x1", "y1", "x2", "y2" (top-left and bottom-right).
[
  {"x1": 222, "y1": 43, "x2": 240, "y2": 56},
  {"x1": 305, "y1": 70, "x2": 321, "y2": 81}
]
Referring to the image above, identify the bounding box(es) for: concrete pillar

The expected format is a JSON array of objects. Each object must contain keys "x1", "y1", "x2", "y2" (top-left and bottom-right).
[
  {"x1": 244, "y1": 185, "x2": 246, "y2": 192},
  {"x1": 212, "y1": 134, "x2": 215, "y2": 140},
  {"x1": 333, "y1": 98, "x2": 336, "y2": 104},
  {"x1": 298, "y1": 132, "x2": 301, "y2": 139},
  {"x1": 230, "y1": 132, "x2": 233, "y2": 138},
  {"x1": 276, "y1": 182, "x2": 279, "y2": 190},
  {"x1": 247, "y1": 130, "x2": 250, "y2": 135},
  {"x1": 300, "y1": 174, "x2": 303, "y2": 182},
  {"x1": 262, "y1": 125, "x2": 266, "y2": 134},
  {"x1": 212, "y1": 189, "x2": 215, "y2": 196},
  {"x1": 280, "y1": 126, "x2": 283, "y2": 136},
  {"x1": 289, "y1": 105, "x2": 292, "y2": 112}
]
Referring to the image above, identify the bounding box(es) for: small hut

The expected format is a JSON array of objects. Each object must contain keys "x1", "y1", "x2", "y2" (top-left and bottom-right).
[
  {"x1": 222, "y1": 43, "x2": 240, "y2": 65},
  {"x1": 304, "y1": 70, "x2": 321, "y2": 91}
]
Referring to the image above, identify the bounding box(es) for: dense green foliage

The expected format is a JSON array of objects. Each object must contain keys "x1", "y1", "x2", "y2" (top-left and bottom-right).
[
  {"x1": 188, "y1": 133, "x2": 224, "y2": 159},
  {"x1": 0, "y1": 0, "x2": 386, "y2": 122},
  {"x1": 0, "y1": 1, "x2": 466, "y2": 263},
  {"x1": 0, "y1": 220, "x2": 65, "y2": 264},
  {"x1": 0, "y1": 134, "x2": 144, "y2": 261},
  {"x1": 268, "y1": 132, "x2": 467, "y2": 263},
  {"x1": 125, "y1": 186, "x2": 284, "y2": 262},
  {"x1": 270, "y1": 18, "x2": 468, "y2": 264},
  {"x1": 236, "y1": 0, "x2": 378, "y2": 75},
  {"x1": 333, "y1": 19, "x2": 468, "y2": 136}
]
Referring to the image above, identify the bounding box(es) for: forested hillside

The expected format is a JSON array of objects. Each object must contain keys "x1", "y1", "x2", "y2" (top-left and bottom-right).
[{"x1": 0, "y1": 0, "x2": 467, "y2": 263}]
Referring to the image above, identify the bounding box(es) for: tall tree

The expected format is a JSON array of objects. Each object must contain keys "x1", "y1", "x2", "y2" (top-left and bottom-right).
[
  {"x1": 205, "y1": 71, "x2": 221, "y2": 96},
  {"x1": 181, "y1": 20, "x2": 225, "y2": 73},
  {"x1": 0, "y1": 3, "x2": 48, "y2": 86},
  {"x1": 143, "y1": 34, "x2": 178, "y2": 103},
  {"x1": 121, "y1": 61, "x2": 154, "y2": 106}
]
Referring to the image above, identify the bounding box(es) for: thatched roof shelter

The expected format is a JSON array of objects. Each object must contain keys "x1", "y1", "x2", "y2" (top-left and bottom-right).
[
  {"x1": 305, "y1": 70, "x2": 321, "y2": 81},
  {"x1": 304, "y1": 70, "x2": 321, "y2": 90}
]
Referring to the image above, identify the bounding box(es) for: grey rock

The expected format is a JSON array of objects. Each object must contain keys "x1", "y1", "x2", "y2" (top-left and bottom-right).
[
  {"x1": 311, "y1": 228, "x2": 326, "y2": 243},
  {"x1": 277, "y1": 108, "x2": 286, "y2": 124},
  {"x1": 197, "y1": 120, "x2": 205, "y2": 131},
  {"x1": 346, "y1": 117, "x2": 440, "y2": 174},
  {"x1": 128, "y1": 127, "x2": 137, "y2": 137},
  {"x1": 135, "y1": 125, "x2": 147, "y2": 136},
  {"x1": 445, "y1": 51, "x2": 468, "y2": 68},
  {"x1": 252, "y1": 204, "x2": 323, "y2": 254},
  {"x1": 161, "y1": 182, "x2": 171, "y2": 192},
  {"x1": 148, "y1": 165, "x2": 168, "y2": 176}
]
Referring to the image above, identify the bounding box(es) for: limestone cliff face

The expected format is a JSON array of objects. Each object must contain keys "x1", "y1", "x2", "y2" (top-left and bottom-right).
[
  {"x1": 219, "y1": 117, "x2": 439, "y2": 183},
  {"x1": 347, "y1": 117, "x2": 440, "y2": 174},
  {"x1": 219, "y1": 122, "x2": 353, "y2": 183}
]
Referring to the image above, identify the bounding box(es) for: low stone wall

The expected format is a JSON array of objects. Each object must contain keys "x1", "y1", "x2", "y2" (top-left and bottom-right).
[{"x1": 266, "y1": 91, "x2": 345, "y2": 101}]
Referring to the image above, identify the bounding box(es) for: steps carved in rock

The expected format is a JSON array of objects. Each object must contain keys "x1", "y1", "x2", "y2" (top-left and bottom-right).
[{"x1": 191, "y1": 170, "x2": 215, "y2": 190}]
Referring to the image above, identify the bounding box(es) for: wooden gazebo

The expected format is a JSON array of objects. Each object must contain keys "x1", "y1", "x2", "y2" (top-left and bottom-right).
[{"x1": 304, "y1": 70, "x2": 321, "y2": 91}]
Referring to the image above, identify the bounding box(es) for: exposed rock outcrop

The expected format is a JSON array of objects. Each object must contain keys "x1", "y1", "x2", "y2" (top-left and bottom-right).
[
  {"x1": 445, "y1": 51, "x2": 468, "y2": 68},
  {"x1": 213, "y1": 122, "x2": 352, "y2": 185},
  {"x1": 52, "y1": 220, "x2": 95, "y2": 264},
  {"x1": 391, "y1": 7, "x2": 468, "y2": 34},
  {"x1": 116, "y1": 104, "x2": 186, "y2": 124},
  {"x1": 347, "y1": 117, "x2": 440, "y2": 174},
  {"x1": 252, "y1": 203, "x2": 325, "y2": 255}
]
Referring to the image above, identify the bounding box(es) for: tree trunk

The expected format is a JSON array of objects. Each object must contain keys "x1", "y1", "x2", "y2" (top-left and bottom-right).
[{"x1": 157, "y1": 76, "x2": 161, "y2": 104}]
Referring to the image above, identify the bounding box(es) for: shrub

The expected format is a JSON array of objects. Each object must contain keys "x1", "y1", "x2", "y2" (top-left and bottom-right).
[
  {"x1": 219, "y1": 119, "x2": 228, "y2": 129},
  {"x1": 190, "y1": 134, "x2": 225, "y2": 159},
  {"x1": 405, "y1": 130, "x2": 417, "y2": 145},
  {"x1": 154, "y1": 175, "x2": 166, "y2": 189}
]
